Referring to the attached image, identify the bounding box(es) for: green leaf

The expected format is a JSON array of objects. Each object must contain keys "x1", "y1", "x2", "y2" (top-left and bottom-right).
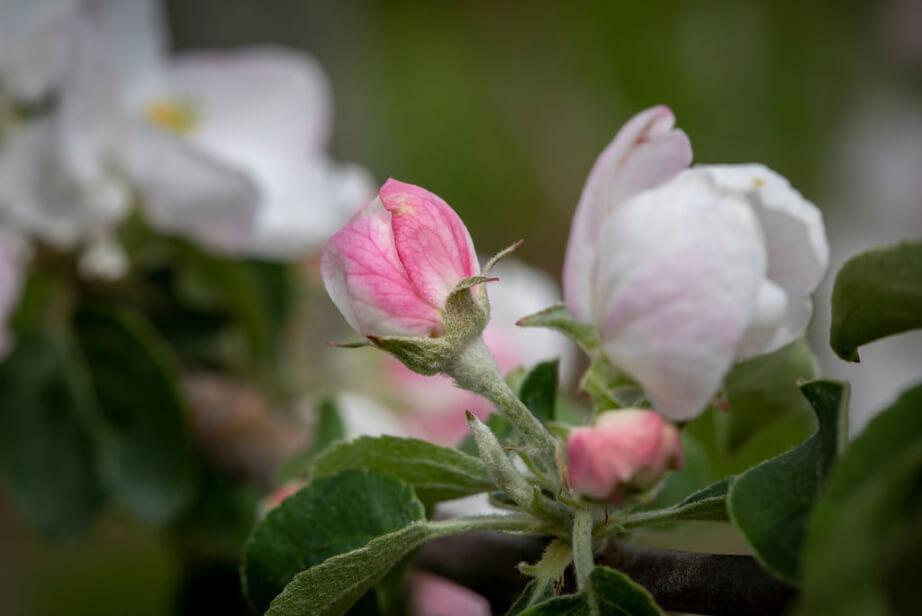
[
  {"x1": 796, "y1": 382, "x2": 922, "y2": 616},
  {"x1": 75, "y1": 307, "x2": 196, "y2": 525},
  {"x1": 728, "y1": 380, "x2": 849, "y2": 582},
  {"x1": 519, "y1": 360, "x2": 559, "y2": 423},
  {"x1": 459, "y1": 412, "x2": 512, "y2": 456},
  {"x1": 242, "y1": 470, "x2": 424, "y2": 614},
  {"x1": 266, "y1": 522, "x2": 431, "y2": 616},
  {"x1": 516, "y1": 304, "x2": 600, "y2": 353},
  {"x1": 312, "y1": 435, "x2": 493, "y2": 504},
  {"x1": 722, "y1": 339, "x2": 817, "y2": 451},
  {"x1": 621, "y1": 477, "x2": 731, "y2": 530},
  {"x1": 280, "y1": 398, "x2": 345, "y2": 481},
  {"x1": 519, "y1": 566, "x2": 663, "y2": 616},
  {"x1": 0, "y1": 331, "x2": 102, "y2": 539},
  {"x1": 830, "y1": 240, "x2": 922, "y2": 361}
]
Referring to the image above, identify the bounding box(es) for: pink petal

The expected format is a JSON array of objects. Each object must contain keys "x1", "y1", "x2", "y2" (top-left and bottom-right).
[
  {"x1": 563, "y1": 105, "x2": 693, "y2": 322},
  {"x1": 321, "y1": 198, "x2": 443, "y2": 337},
  {"x1": 380, "y1": 179, "x2": 479, "y2": 309},
  {"x1": 597, "y1": 170, "x2": 766, "y2": 421}
]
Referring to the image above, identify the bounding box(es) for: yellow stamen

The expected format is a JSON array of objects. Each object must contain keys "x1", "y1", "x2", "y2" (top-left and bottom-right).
[{"x1": 144, "y1": 99, "x2": 198, "y2": 135}]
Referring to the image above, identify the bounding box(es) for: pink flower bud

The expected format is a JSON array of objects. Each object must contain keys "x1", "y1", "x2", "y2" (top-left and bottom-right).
[
  {"x1": 567, "y1": 409, "x2": 684, "y2": 503},
  {"x1": 321, "y1": 179, "x2": 479, "y2": 338}
]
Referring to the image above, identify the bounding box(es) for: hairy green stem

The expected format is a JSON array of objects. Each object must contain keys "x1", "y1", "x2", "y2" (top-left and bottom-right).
[
  {"x1": 427, "y1": 513, "x2": 546, "y2": 538},
  {"x1": 447, "y1": 337, "x2": 559, "y2": 471},
  {"x1": 571, "y1": 509, "x2": 595, "y2": 592}
]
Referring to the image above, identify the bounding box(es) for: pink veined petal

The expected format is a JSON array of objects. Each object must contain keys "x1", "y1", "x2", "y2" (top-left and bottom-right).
[
  {"x1": 563, "y1": 105, "x2": 692, "y2": 322},
  {"x1": 321, "y1": 198, "x2": 444, "y2": 338},
  {"x1": 597, "y1": 170, "x2": 767, "y2": 421},
  {"x1": 379, "y1": 179, "x2": 479, "y2": 308}
]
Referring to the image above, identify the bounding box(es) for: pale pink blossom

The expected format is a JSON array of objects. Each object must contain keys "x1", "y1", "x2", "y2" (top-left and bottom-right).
[
  {"x1": 563, "y1": 107, "x2": 828, "y2": 420},
  {"x1": 321, "y1": 179, "x2": 480, "y2": 339},
  {"x1": 567, "y1": 409, "x2": 684, "y2": 503}
]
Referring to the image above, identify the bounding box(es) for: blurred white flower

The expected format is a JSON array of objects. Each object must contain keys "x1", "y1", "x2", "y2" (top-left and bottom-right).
[{"x1": 0, "y1": 0, "x2": 373, "y2": 277}]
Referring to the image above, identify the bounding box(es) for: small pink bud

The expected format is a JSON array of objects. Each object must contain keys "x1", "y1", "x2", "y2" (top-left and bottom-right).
[
  {"x1": 567, "y1": 409, "x2": 684, "y2": 503},
  {"x1": 321, "y1": 179, "x2": 479, "y2": 339}
]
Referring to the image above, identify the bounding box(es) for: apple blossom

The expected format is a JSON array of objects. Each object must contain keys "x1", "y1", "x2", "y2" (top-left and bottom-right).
[
  {"x1": 567, "y1": 409, "x2": 684, "y2": 503},
  {"x1": 563, "y1": 106, "x2": 829, "y2": 420},
  {"x1": 321, "y1": 179, "x2": 480, "y2": 339}
]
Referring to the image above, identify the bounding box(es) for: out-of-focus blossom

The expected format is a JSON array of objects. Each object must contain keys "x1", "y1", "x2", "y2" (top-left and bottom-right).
[
  {"x1": 0, "y1": 0, "x2": 372, "y2": 275},
  {"x1": 567, "y1": 409, "x2": 684, "y2": 503},
  {"x1": 563, "y1": 106, "x2": 828, "y2": 420},
  {"x1": 0, "y1": 0, "x2": 80, "y2": 102},
  {"x1": 387, "y1": 258, "x2": 574, "y2": 446},
  {"x1": 322, "y1": 179, "x2": 480, "y2": 339},
  {"x1": 411, "y1": 573, "x2": 490, "y2": 616}
]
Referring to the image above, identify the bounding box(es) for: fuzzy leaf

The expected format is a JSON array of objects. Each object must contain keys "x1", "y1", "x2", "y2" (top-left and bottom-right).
[
  {"x1": 520, "y1": 359, "x2": 559, "y2": 423},
  {"x1": 311, "y1": 435, "x2": 493, "y2": 504},
  {"x1": 242, "y1": 470, "x2": 424, "y2": 613}
]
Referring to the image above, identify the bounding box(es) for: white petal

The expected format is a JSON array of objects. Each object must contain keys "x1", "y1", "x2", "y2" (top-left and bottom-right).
[
  {"x1": 0, "y1": 119, "x2": 129, "y2": 249},
  {"x1": 78, "y1": 233, "x2": 129, "y2": 280},
  {"x1": 0, "y1": 0, "x2": 80, "y2": 100},
  {"x1": 597, "y1": 170, "x2": 766, "y2": 420},
  {"x1": 244, "y1": 157, "x2": 374, "y2": 259},
  {"x1": 123, "y1": 123, "x2": 260, "y2": 253},
  {"x1": 697, "y1": 164, "x2": 829, "y2": 297},
  {"x1": 164, "y1": 47, "x2": 332, "y2": 156},
  {"x1": 563, "y1": 106, "x2": 692, "y2": 322}
]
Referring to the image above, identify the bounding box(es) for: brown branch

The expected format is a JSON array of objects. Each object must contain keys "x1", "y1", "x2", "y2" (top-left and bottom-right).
[{"x1": 415, "y1": 534, "x2": 798, "y2": 616}]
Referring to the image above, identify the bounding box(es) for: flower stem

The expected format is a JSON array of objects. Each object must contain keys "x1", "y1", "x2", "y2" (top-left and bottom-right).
[
  {"x1": 572, "y1": 508, "x2": 598, "y2": 613},
  {"x1": 447, "y1": 337, "x2": 559, "y2": 468}
]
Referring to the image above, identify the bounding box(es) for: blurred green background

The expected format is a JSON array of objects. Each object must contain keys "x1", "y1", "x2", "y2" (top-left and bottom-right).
[{"x1": 3, "y1": 0, "x2": 921, "y2": 614}]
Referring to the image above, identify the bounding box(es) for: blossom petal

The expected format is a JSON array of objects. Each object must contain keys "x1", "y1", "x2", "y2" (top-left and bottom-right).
[
  {"x1": 321, "y1": 198, "x2": 444, "y2": 337},
  {"x1": 123, "y1": 123, "x2": 260, "y2": 253},
  {"x1": 698, "y1": 164, "x2": 829, "y2": 297},
  {"x1": 597, "y1": 170, "x2": 766, "y2": 421},
  {"x1": 379, "y1": 179, "x2": 479, "y2": 309},
  {"x1": 165, "y1": 46, "x2": 332, "y2": 156},
  {"x1": 563, "y1": 105, "x2": 692, "y2": 322},
  {"x1": 238, "y1": 156, "x2": 374, "y2": 259}
]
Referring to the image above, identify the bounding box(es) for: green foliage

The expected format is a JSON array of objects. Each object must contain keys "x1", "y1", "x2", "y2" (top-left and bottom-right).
[
  {"x1": 311, "y1": 435, "x2": 493, "y2": 504},
  {"x1": 722, "y1": 339, "x2": 817, "y2": 451},
  {"x1": 459, "y1": 412, "x2": 512, "y2": 456},
  {"x1": 242, "y1": 470, "x2": 425, "y2": 613},
  {"x1": 728, "y1": 380, "x2": 849, "y2": 582},
  {"x1": 519, "y1": 359, "x2": 560, "y2": 423},
  {"x1": 265, "y1": 522, "x2": 432, "y2": 616},
  {"x1": 519, "y1": 566, "x2": 663, "y2": 616},
  {"x1": 280, "y1": 398, "x2": 346, "y2": 481},
  {"x1": 796, "y1": 383, "x2": 922, "y2": 616},
  {"x1": 830, "y1": 241, "x2": 922, "y2": 361},
  {"x1": 75, "y1": 307, "x2": 197, "y2": 525},
  {"x1": 624, "y1": 477, "x2": 732, "y2": 529},
  {"x1": 516, "y1": 304, "x2": 600, "y2": 353},
  {"x1": 0, "y1": 330, "x2": 102, "y2": 539}
]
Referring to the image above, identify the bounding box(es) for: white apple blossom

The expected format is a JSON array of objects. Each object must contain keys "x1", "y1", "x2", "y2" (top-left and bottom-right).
[
  {"x1": 563, "y1": 106, "x2": 829, "y2": 420},
  {"x1": 0, "y1": 0, "x2": 373, "y2": 278}
]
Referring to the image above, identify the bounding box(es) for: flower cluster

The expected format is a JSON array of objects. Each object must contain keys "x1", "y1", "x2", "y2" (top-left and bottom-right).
[
  {"x1": 322, "y1": 105, "x2": 828, "y2": 503},
  {"x1": 0, "y1": 0, "x2": 371, "y2": 358}
]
